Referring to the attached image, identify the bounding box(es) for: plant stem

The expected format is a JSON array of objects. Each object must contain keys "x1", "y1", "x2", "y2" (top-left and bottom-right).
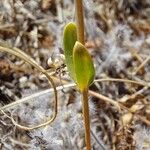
[
  {"x1": 75, "y1": 0, "x2": 91, "y2": 150},
  {"x1": 75, "y1": 0, "x2": 85, "y2": 44},
  {"x1": 82, "y1": 89, "x2": 91, "y2": 150},
  {"x1": 75, "y1": 0, "x2": 91, "y2": 149}
]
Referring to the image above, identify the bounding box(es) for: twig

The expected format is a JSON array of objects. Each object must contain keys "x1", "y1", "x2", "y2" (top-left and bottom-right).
[
  {"x1": 89, "y1": 90, "x2": 150, "y2": 126},
  {"x1": 94, "y1": 78, "x2": 149, "y2": 87},
  {"x1": 31, "y1": 16, "x2": 56, "y2": 24},
  {"x1": 89, "y1": 90, "x2": 121, "y2": 111},
  {"x1": 133, "y1": 55, "x2": 150, "y2": 75},
  {"x1": 1, "y1": 78, "x2": 148, "y2": 111},
  {"x1": 0, "y1": 83, "x2": 75, "y2": 111},
  {"x1": 126, "y1": 46, "x2": 143, "y2": 63},
  {"x1": 9, "y1": 138, "x2": 30, "y2": 147},
  {"x1": 119, "y1": 86, "x2": 149, "y2": 103},
  {"x1": 90, "y1": 129, "x2": 106, "y2": 150}
]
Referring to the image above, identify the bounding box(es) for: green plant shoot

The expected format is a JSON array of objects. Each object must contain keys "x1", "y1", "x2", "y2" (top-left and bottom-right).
[
  {"x1": 73, "y1": 41, "x2": 95, "y2": 92},
  {"x1": 63, "y1": 23, "x2": 95, "y2": 91},
  {"x1": 63, "y1": 22, "x2": 77, "y2": 81},
  {"x1": 63, "y1": 22, "x2": 95, "y2": 150}
]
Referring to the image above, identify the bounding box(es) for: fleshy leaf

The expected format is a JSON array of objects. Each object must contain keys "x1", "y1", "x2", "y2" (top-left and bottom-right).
[
  {"x1": 63, "y1": 22, "x2": 77, "y2": 80},
  {"x1": 73, "y1": 41, "x2": 95, "y2": 92}
]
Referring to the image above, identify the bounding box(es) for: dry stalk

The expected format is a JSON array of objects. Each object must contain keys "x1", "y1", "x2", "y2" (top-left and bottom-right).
[
  {"x1": 126, "y1": 45, "x2": 143, "y2": 63},
  {"x1": 133, "y1": 55, "x2": 150, "y2": 75},
  {"x1": 89, "y1": 91, "x2": 150, "y2": 126},
  {"x1": 1, "y1": 78, "x2": 148, "y2": 111}
]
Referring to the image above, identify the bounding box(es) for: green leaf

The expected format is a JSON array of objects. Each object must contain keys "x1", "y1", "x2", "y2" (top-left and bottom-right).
[
  {"x1": 63, "y1": 22, "x2": 77, "y2": 80},
  {"x1": 73, "y1": 41, "x2": 95, "y2": 92}
]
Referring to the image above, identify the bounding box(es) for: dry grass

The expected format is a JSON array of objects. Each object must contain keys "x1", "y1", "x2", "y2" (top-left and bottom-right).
[{"x1": 0, "y1": 0, "x2": 150, "y2": 150}]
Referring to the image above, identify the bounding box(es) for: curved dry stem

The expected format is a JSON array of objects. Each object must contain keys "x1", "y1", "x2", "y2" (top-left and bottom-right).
[
  {"x1": 0, "y1": 77, "x2": 148, "y2": 112},
  {"x1": 0, "y1": 43, "x2": 58, "y2": 130},
  {"x1": 0, "y1": 83, "x2": 75, "y2": 111}
]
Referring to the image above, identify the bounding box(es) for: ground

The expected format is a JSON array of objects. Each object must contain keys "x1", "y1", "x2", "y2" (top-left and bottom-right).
[{"x1": 0, "y1": 0, "x2": 150, "y2": 150}]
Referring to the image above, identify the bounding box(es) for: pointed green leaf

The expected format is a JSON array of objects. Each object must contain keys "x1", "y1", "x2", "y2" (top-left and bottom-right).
[
  {"x1": 73, "y1": 41, "x2": 95, "y2": 92},
  {"x1": 63, "y1": 22, "x2": 77, "y2": 80}
]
